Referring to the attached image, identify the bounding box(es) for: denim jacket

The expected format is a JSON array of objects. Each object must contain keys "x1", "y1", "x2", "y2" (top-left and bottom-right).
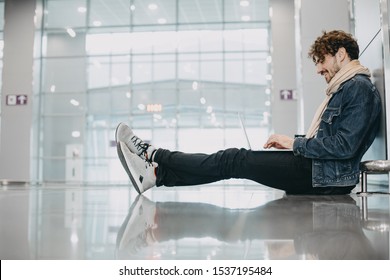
[{"x1": 293, "y1": 74, "x2": 381, "y2": 187}]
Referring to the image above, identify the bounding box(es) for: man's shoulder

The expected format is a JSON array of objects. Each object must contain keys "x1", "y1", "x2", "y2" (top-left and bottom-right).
[
  {"x1": 339, "y1": 74, "x2": 381, "y2": 104},
  {"x1": 340, "y1": 74, "x2": 374, "y2": 91},
  {"x1": 351, "y1": 73, "x2": 372, "y2": 82}
]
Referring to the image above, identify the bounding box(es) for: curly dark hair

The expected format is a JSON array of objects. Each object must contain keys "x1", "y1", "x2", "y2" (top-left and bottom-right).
[{"x1": 308, "y1": 30, "x2": 359, "y2": 64}]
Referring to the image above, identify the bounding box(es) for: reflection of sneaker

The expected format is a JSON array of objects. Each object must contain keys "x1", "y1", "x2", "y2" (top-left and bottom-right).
[
  {"x1": 115, "y1": 122, "x2": 156, "y2": 161},
  {"x1": 117, "y1": 141, "x2": 157, "y2": 194},
  {"x1": 118, "y1": 195, "x2": 157, "y2": 254}
]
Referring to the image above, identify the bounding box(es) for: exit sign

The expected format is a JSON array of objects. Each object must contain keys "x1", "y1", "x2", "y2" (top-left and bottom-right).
[
  {"x1": 280, "y1": 89, "x2": 297, "y2": 100},
  {"x1": 6, "y1": 94, "x2": 28, "y2": 106}
]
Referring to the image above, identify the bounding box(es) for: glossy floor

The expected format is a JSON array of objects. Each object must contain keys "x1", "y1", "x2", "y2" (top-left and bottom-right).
[{"x1": 0, "y1": 183, "x2": 389, "y2": 260}]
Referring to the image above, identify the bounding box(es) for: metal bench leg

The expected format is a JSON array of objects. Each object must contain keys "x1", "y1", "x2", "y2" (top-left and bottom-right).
[{"x1": 360, "y1": 171, "x2": 368, "y2": 193}]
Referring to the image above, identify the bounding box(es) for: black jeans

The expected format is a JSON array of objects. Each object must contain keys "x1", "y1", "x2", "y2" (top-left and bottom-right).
[{"x1": 154, "y1": 148, "x2": 355, "y2": 195}]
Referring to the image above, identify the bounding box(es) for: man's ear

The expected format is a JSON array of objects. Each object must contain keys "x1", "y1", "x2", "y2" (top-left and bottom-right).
[{"x1": 336, "y1": 47, "x2": 348, "y2": 61}]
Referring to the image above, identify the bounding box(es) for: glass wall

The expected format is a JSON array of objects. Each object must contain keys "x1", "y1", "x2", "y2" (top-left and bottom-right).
[{"x1": 36, "y1": 0, "x2": 271, "y2": 184}]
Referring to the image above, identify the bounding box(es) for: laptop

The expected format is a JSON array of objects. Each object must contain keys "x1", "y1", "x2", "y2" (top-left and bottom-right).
[
  {"x1": 238, "y1": 112, "x2": 292, "y2": 151},
  {"x1": 238, "y1": 113, "x2": 252, "y2": 149}
]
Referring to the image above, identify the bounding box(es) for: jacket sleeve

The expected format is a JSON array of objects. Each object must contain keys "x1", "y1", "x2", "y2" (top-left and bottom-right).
[{"x1": 293, "y1": 78, "x2": 381, "y2": 160}]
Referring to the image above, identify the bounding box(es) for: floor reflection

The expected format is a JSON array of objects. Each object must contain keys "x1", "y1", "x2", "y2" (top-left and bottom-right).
[
  {"x1": 116, "y1": 194, "x2": 387, "y2": 260},
  {"x1": 1, "y1": 185, "x2": 388, "y2": 260}
]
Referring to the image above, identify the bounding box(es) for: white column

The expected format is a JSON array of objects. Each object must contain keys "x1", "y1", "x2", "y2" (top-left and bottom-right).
[
  {"x1": 0, "y1": 0, "x2": 36, "y2": 182},
  {"x1": 270, "y1": 0, "x2": 351, "y2": 135},
  {"x1": 296, "y1": 0, "x2": 350, "y2": 132},
  {"x1": 270, "y1": 0, "x2": 298, "y2": 136}
]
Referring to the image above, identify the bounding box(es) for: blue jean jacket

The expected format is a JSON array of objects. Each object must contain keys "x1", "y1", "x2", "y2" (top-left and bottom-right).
[{"x1": 293, "y1": 74, "x2": 382, "y2": 187}]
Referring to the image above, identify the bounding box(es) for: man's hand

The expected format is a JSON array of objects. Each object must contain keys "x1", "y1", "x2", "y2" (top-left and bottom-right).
[{"x1": 263, "y1": 134, "x2": 294, "y2": 149}]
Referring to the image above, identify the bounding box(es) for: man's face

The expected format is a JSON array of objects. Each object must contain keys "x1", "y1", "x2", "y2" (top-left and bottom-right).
[{"x1": 315, "y1": 53, "x2": 341, "y2": 83}]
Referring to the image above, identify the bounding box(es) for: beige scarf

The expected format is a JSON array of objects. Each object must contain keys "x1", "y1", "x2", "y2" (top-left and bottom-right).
[{"x1": 305, "y1": 60, "x2": 371, "y2": 138}]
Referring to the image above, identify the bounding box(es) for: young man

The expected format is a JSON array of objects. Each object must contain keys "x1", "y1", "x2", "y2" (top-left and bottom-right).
[{"x1": 116, "y1": 30, "x2": 381, "y2": 195}]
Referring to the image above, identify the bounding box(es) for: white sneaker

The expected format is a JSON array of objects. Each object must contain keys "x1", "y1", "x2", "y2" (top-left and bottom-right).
[
  {"x1": 115, "y1": 122, "x2": 156, "y2": 161},
  {"x1": 117, "y1": 141, "x2": 157, "y2": 194},
  {"x1": 117, "y1": 195, "x2": 157, "y2": 254}
]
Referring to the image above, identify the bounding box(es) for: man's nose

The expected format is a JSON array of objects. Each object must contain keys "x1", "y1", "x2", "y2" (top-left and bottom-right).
[{"x1": 316, "y1": 63, "x2": 324, "y2": 74}]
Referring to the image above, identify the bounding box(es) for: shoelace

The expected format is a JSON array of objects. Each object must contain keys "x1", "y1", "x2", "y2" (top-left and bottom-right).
[
  {"x1": 131, "y1": 135, "x2": 149, "y2": 158},
  {"x1": 144, "y1": 161, "x2": 155, "y2": 169}
]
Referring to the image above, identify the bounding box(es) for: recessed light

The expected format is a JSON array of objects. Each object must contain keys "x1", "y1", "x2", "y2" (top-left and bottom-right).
[
  {"x1": 158, "y1": 18, "x2": 167, "y2": 24},
  {"x1": 148, "y1": 3, "x2": 158, "y2": 10},
  {"x1": 93, "y1": 20, "x2": 102, "y2": 27},
  {"x1": 77, "y1": 7, "x2": 87, "y2": 13},
  {"x1": 241, "y1": 15, "x2": 250, "y2": 22},
  {"x1": 72, "y1": 131, "x2": 81, "y2": 138},
  {"x1": 66, "y1": 28, "x2": 76, "y2": 37},
  {"x1": 240, "y1": 0, "x2": 250, "y2": 7}
]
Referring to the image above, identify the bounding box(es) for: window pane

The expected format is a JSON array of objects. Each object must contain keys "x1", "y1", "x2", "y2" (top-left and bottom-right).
[
  {"x1": 46, "y1": 0, "x2": 87, "y2": 29},
  {"x1": 89, "y1": 0, "x2": 131, "y2": 27},
  {"x1": 37, "y1": 0, "x2": 271, "y2": 184}
]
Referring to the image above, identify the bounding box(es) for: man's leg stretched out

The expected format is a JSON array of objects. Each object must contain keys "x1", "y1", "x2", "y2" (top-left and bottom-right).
[{"x1": 115, "y1": 123, "x2": 354, "y2": 195}]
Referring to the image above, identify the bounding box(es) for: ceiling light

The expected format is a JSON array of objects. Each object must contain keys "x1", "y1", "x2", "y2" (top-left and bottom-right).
[
  {"x1": 66, "y1": 28, "x2": 76, "y2": 38},
  {"x1": 241, "y1": 15, "x2": 251, "y2": 22},
  {"x1": 153, "y1": 113, "x2": 162, "y2": 120},
  {"x1": 70, "y1": 99, "x2": 80, "y2": 106},
  {"x1": 240, "y1": 0, "x2": 250, "y2": 7},
  {"x1": 148, "y1": 3, "x2": 158, "y2": 10},
  {"x1": 77, "y1": 7, "x2": 87, "y2": 13},
  {"x1": 158, "y1": 18, "x2": 167, "y2": 24},
  {"x1": 72, "y1": 131, "x2": 81, "y2": 138},
  {"x1": 130, "y1": 5, "x2": 136, "y2": 11},
  {"x1": 93, "y1": 20, "x2": 102, "y2": 27},
  {"x1": 192, "y1": 81, "x2": 198, "y2": 90}
]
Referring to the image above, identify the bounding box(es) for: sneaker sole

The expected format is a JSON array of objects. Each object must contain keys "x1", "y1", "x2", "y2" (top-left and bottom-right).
[
  {"x1": 117, "y1": 142, "x2": 142, "y2": 194},
  {"x1": 115, "y1": 122, "x2": 125, "y2": 143}
]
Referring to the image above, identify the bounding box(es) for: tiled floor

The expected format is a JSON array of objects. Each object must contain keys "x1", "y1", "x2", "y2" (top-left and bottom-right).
[{"x1": 0, "y1": 183, "x2": 389, "y2": 260}]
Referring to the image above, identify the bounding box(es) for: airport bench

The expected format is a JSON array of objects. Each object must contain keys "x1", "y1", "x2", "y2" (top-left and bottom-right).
[{"x1": 359, "y1": 160, "x2": 390, "y2": 195}]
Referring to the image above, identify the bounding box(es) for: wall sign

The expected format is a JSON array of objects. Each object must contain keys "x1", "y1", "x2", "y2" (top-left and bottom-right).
[
  {"x1": 6, "y1": 94, "x2": 28, "y2": 106},
  {"x1": 280, "y1": 89, "x2": 297, "y2": 100}
]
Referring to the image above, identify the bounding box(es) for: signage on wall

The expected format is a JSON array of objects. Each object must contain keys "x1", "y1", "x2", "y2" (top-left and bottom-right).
[
  {"x1": 6, "y1": 94, "x2": 28, "y2": 106},
  {"x1": 280, "y1": 89, "x2": 297, "y2": 101}
]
